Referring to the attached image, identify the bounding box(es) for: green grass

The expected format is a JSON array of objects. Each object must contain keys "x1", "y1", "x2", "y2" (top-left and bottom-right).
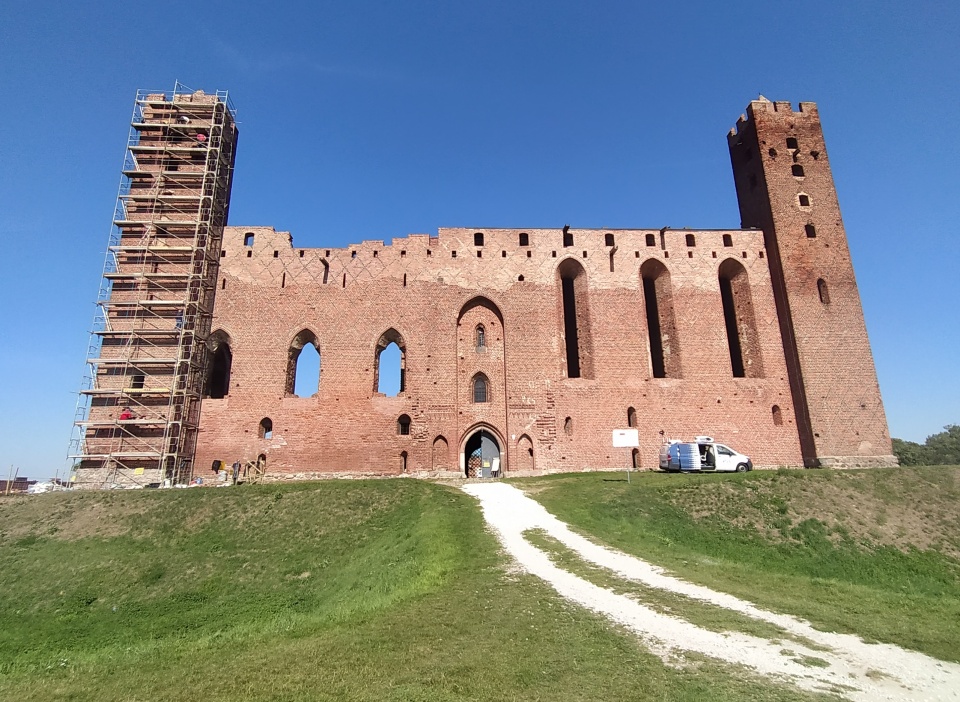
[
  {"x1": 523, "y1": 528, "x2": 829, "y2": 650},
  {"x1": 513, "y1": 466, "x2": 960, "y2": 662},
  {"x1": 0, "y1": 480, "x2": 834, "y2": 701}
]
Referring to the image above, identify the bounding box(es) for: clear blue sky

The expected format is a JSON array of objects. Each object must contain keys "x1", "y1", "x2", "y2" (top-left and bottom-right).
[{"x1": 1, "y1": 1, "x2": 957, "y2": 479}]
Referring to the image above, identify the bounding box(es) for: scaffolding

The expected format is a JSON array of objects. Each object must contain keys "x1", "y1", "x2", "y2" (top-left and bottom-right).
[{"x1": 70, "y1": 83, "x2": 238, "y2": 488}]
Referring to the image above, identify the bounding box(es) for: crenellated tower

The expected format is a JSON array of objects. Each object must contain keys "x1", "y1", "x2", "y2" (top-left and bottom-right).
[{"x1": 728, "y1": 99, "x2": 895, "y2": 467}]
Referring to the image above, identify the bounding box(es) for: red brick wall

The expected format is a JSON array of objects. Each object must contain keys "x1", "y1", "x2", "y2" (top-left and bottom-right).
[
  {"x1": 195, "y1": 225, "x2": 806, "y2": 478},
  {"x1": 728, "y1": 100, "x2": 895, "y2": 467}
]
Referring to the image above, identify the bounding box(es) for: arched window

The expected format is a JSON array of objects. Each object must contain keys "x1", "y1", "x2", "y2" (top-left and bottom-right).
[
  {"x1": 286, "y1": 330, "x2": 321, "y2": 396},
  {"x1": 397, "y1": 414, "x2": 411, "y2": 435},
  {"x1": 432, "y1": 436, "x2": 449, "y2": 470},
  {"x1": 718, "y1": 259, "x2": 764, "y2": 378},
  {"x1": 519, "y1": 232, "x2": 529, "y2": 246},
  {"x1": 473, "y1": 374, "x2": 489, "y2": 403},
  {"x1": 817, "y1": 278, "x2": 831, "y2": 304},
  {"x1": 400, "y1": 451, "x2": 408, "y2": 473},
  {"x1": 772, "y1": 405, "x2": 783, "y2": 426},
  {"x1": 641, "y1": 259, "x2": 682, "y2": 378},
  {"x1": 205, "y1": 330, "x2": 232, "y2": 398},
  {"x1": 685, "y1": 234, "x2": 696, "y2": 247},
  {"x1": 558, "y1": 259, "x2": 593, "y2": 379},
  {"x1": 627, "y1": 407, "x2": 637, "y2": 428},
  {"x1": 259, "y1": 417, "x2": 273, "y2": 440},
  {"x1": 374, "y1": 328, "x2": 406, "y2": 395},
  {"x1": 474, "y1": 232, "x2": 484, "y2": 246},
  {"x1": 631, "y1": 448, "x2": 639, "y2": 469},
  {"x1": 605, "y1": 233, "x2": 615, "y2": 246},
  {"x1": 475, "y1": 324, "x2": 486, "y2": 350}
]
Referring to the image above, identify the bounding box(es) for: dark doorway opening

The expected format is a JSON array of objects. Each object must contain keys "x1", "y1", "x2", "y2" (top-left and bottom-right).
[{"x1": 464, "y1": 430, "x2": 501, "y2": 478}]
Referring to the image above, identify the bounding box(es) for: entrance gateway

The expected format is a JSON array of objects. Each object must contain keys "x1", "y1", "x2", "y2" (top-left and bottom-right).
[{"x1": 464, "y1": 429, "x2": 501, "y2": 478}]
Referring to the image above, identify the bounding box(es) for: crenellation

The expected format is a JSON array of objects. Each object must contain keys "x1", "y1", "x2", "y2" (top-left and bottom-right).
[{"x1": 73, "y1": 92, "x2": 895, "y2": 488}]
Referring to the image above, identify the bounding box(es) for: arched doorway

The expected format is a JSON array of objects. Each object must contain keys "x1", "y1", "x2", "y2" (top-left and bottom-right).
[{"x1": 464, "y1": 429, "x2": 501, "y2": 478}]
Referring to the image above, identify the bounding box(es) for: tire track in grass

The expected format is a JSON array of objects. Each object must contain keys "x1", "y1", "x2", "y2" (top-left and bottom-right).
[{"x1": 463, "y1": 482, "x2": 960, "y2": 702}]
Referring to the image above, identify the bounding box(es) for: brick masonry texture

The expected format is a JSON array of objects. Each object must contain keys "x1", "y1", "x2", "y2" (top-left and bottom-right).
[{"x1": 191, "y1": 99, "x2": 896, "y2": 479}]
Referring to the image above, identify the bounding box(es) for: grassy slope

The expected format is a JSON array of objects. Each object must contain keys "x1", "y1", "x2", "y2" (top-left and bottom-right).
[
  {"x1": 514, "y1": 466, "x2": 960, "y2": 663},
  {"x1": 0, "y1": 480, "x2": 832, "y2": 702}
]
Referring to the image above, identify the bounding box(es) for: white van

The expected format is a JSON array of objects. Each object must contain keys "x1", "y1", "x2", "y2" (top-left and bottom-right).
[{"x1": 659, "y1": 436, "x2": 753, "y2": 473}]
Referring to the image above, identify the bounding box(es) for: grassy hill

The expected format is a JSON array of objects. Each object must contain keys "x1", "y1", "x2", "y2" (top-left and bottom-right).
[
  {"x1": 1, "y1": 468, "x2": 957, "y2": 700},
  {"x1": 516, "y1": 465, "x2": 960, "y2": 662}
]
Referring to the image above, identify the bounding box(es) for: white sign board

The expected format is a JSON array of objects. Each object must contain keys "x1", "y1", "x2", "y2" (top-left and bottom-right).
[{"x1": 612, "y1": 429, "x2": 640, "y2": 448}]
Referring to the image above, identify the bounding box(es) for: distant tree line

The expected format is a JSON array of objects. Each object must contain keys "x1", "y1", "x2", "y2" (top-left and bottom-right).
[{"x1": 892, "y1": 425, "x2": 960, "y2": 466}]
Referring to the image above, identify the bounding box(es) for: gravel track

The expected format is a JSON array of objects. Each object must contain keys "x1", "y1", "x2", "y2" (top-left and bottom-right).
[{"x1": 463, "y1": 482, "x2": 960, "y2": 701}]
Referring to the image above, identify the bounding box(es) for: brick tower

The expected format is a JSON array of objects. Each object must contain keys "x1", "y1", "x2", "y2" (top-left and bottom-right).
[
  {"x1": 728, "y1": 99, "x2": 895, "y2": 467},
  {"x1": 71, "y1": 85, "x2": 239, "y2": 486}
]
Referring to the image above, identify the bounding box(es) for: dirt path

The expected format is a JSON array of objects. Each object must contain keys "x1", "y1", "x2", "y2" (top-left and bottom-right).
[{"x1": 462, "y1": 482, "x2": 960, "y2": 701}]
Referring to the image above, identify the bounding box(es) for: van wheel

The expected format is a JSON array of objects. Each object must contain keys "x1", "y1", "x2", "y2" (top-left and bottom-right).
[{"x1": 735, "y1": 463, "x2": 748, "y2": 473}]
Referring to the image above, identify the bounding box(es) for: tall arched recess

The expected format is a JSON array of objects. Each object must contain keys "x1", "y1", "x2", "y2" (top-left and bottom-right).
[
  {"x1": 640, "y1": 259, "x2": 682, "y2": 378},
  {"x1": 205, "y1": 329, "x2": 233, "y2": 398},
  {"x1": 557, "y1": 259, "x2": 594, "y2": 379},
  {"x1": 285, "y1": 329, "x2": 321, "y2": 396},
  {"x1": 374, "y1": 328, "x2": 406, "y2": 395},
  {"x1": 718, "y1": 259, "x2": 764, "y2": 378}
]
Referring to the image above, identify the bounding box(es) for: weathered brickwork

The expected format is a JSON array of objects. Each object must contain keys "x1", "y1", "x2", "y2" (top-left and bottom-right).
[
  {"x1": 728, "y1": 100, "x2": 895, "y2": 468},
  {"x1": 82, "y1": 95, "x2": 892, "y2": 483}
]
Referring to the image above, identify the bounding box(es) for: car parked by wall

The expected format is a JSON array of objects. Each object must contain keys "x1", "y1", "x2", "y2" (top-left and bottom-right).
[{"x1": 659, "y1": 436, "x2": 753, "y2": 473}]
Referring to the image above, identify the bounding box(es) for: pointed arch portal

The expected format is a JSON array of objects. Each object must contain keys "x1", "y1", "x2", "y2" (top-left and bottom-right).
[{"x1": 464, "y1": 429, "x2": 501, "y2": 478}]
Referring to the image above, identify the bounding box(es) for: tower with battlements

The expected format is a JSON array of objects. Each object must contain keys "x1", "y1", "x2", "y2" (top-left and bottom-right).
[{"x1": 727, "y1": 99, "x2": 895, "y2": 467}]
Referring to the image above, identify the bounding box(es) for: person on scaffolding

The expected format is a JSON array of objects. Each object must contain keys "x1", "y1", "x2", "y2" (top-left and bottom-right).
[{"x1": 119, "y1": 407, "x2": 135, "y2": 421}]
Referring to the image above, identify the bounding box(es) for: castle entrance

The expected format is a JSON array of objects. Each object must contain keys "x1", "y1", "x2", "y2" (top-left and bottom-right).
[{"x1": 464, "y1": 430, "x2": 501, "y2": 478}]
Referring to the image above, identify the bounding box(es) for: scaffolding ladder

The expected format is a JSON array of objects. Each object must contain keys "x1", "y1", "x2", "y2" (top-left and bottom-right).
[{"x1": 69, "y1": 83, "x2": 238, "y2": 488}]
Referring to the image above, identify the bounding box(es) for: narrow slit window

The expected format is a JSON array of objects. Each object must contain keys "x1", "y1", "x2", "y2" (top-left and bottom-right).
[
  {"x1": 627, "y1": 407, "x2": 637, "y2": 428},
  {"x1": 772, "y1": 405, "x2": 783, "y2": 426},
  {"x1": 817, "y1": 278, "x2": 831, "y2": 304},
  {"x1": 475, "y1": 324, "x2": 486, "y2": 350}
]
